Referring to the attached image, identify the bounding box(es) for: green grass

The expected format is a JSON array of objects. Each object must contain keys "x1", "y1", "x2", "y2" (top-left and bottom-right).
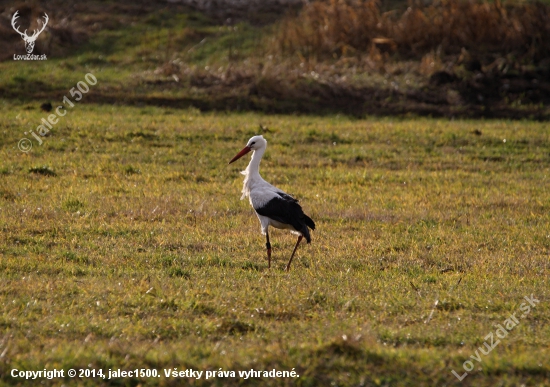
[
  {"x1": 0, "y1": 8, "x2": 267, "y2": 104},
  {"x1": 0, "y1": 3, "x2": 548, "y2": 385},
  {"x1": 0, "y1": 101, "x2": 548, "y2": 386}
]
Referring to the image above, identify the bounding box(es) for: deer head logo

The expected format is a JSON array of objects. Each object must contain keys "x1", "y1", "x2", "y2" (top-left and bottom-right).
[{"x1": 11, "y1": 11, "x2": 49, "y2": 54}]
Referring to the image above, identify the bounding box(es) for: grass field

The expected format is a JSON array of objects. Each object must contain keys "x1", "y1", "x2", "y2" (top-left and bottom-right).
[
  {"x1": 1, "y1": 1, "x2": 549, "y2": 385},
  {"x1": 0, "y1": 101, "x2": 549, "y2": 386}
]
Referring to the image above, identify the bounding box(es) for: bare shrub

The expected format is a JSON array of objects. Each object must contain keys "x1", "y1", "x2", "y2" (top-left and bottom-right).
[{"x1": 275, "y1": 0, "x2": 550, "y2": 64}]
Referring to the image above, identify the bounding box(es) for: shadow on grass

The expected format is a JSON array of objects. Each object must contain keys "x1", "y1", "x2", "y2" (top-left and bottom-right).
[{"x1": 3, "y1": 72, "x2": 549, "y2": 121}]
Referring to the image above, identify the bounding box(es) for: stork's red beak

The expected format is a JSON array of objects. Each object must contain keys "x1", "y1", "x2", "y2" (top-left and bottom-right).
[{"x1": 228, "y1": 146, "x2": 251, "y2": 164}]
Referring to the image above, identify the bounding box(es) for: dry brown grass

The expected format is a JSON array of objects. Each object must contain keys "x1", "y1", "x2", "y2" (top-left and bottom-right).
[{"x1": 276, "y1": 0, "x2": 550, "y2": 64}]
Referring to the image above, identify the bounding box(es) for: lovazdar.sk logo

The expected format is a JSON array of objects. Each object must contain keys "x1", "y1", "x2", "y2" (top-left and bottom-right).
[{"x1": 11, "y1": 10, "x2": 48, "y2": 60}]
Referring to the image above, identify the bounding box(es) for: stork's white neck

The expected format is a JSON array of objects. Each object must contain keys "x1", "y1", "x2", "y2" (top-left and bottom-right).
[
  {"x1": 240, "y1": 145, "x2": 266, "y2": 200},
  {"x1": 247, "y1": 146, "x2": 265, "y2": 176}
]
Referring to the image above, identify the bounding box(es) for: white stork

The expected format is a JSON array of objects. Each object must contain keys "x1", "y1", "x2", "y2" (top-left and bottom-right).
[{"x1": 228, "y1": 135, "x2": 315, "y2": 271}]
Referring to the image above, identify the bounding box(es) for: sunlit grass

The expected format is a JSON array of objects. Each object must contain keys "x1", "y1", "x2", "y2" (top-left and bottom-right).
[{"x1": 0, "y1": 102, "x2": 548, "y2": 386}]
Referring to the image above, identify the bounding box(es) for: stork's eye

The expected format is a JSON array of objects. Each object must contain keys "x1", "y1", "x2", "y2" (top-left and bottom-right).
[{"x1": 250, "y1": 141, "x2": 256, "y2": 145}]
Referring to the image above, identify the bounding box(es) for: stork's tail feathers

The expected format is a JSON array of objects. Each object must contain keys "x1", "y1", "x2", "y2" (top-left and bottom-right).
[
  {"x1": 302, "y1": 214, "x2": 316, "y2": 243},
  {"x1": 305, "y1": 215, "x2": 315, "y2": 230}
]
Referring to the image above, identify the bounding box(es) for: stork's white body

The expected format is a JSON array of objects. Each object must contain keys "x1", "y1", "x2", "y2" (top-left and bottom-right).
[{"x1": 240, "y1": 147, "x2": 299, "y2": 235}]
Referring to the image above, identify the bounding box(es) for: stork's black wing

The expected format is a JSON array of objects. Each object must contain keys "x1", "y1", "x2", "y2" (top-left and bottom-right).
[
  {"x1": 255, "y1": 193, "x2": 315, "y2": 243},
  {"x1": 276, "y1": 192, "x2": 298, "y2": 203}
]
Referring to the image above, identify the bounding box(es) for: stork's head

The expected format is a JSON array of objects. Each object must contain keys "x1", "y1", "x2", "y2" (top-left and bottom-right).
[{"x1": 228, "y1": 135, "x2": 266, "y2": 164}]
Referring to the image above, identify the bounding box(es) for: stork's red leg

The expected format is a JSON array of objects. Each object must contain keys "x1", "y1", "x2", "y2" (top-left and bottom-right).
[
  {"x1": 266, "y1": 230, "x2": 272, "y2": 268},
  {"x1": 285, "y1": 235, "x2": 303, "y2": 272}
]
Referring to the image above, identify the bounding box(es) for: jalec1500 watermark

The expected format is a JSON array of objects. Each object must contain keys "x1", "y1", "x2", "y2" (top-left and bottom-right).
[{"x1": 18, "y1": 73, "x2": 97, "y2": 153}]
